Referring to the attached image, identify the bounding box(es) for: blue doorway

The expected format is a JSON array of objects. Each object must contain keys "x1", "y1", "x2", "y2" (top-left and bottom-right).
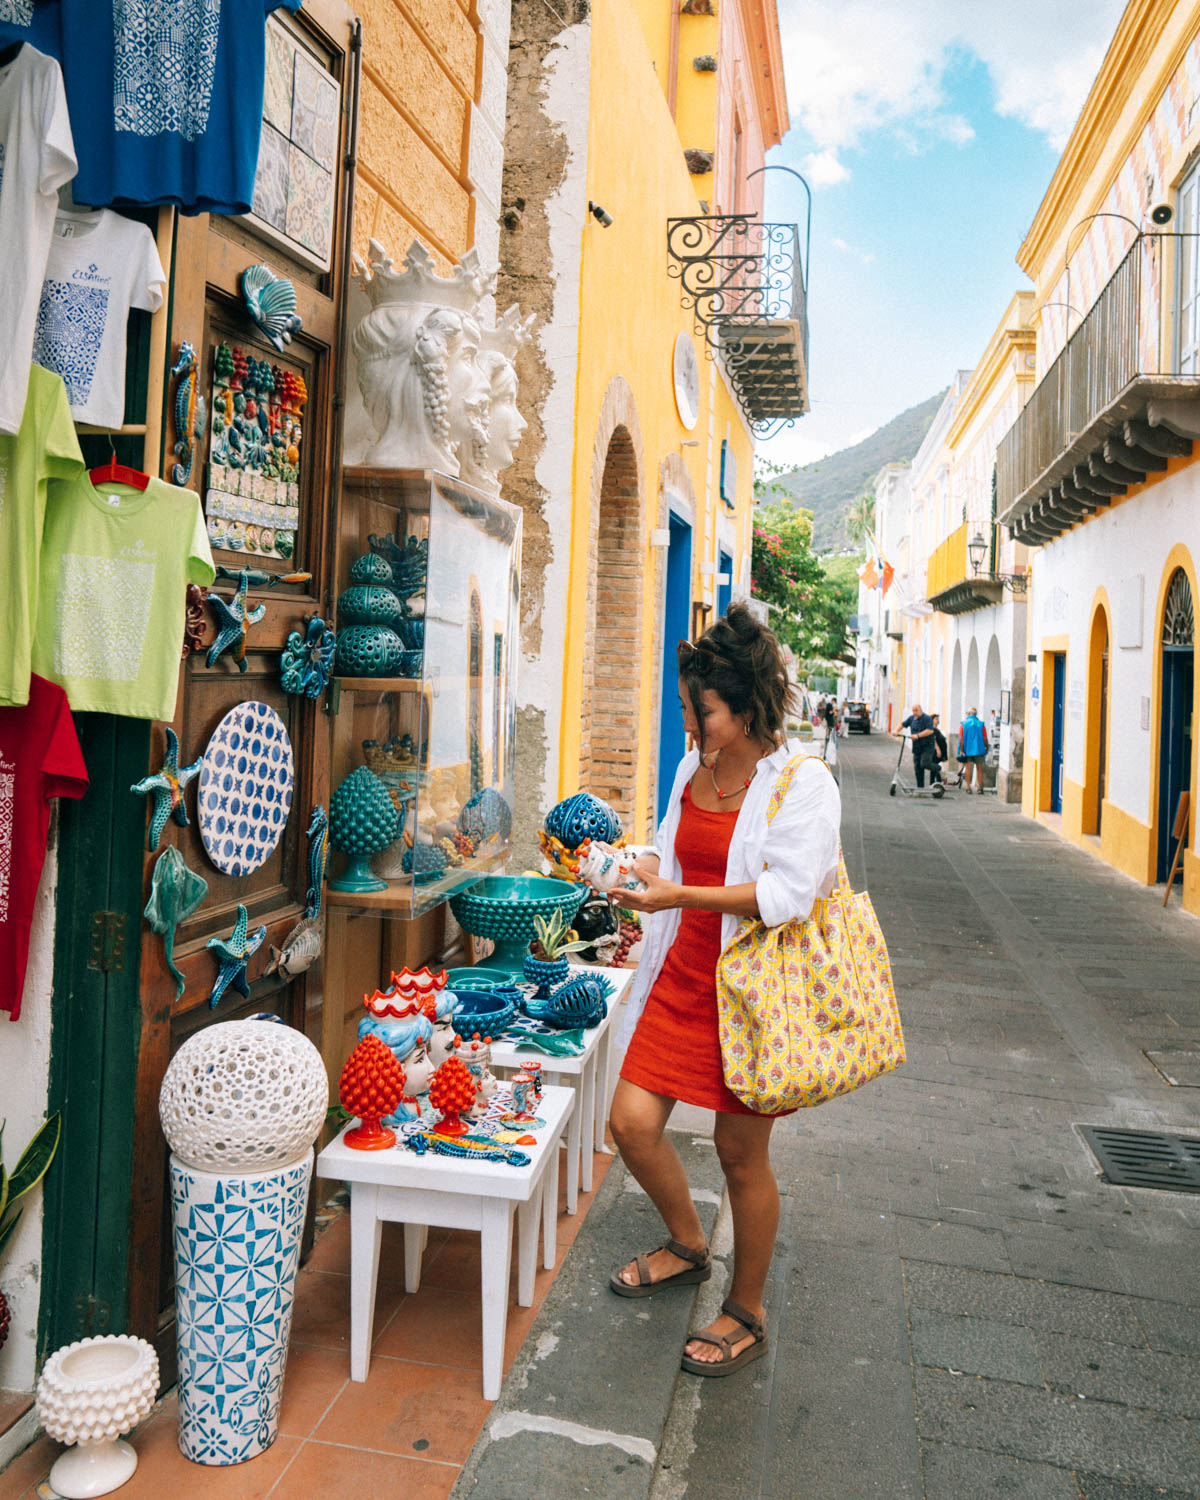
[
  {"x1": 658, "y1": 513, "x2": 693, "y2": 822},
  {"x1": 717, "y1": 549, "x2": 733, "y2": 619},
  {"x1": 1157, "y1": 569, "x2": 1194, "y2": 880},
  {"x1": 1050, "y1": 653, "x2": 1066, "y2": 813}
]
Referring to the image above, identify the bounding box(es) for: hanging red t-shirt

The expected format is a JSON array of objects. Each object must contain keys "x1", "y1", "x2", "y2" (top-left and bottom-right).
[{"x1": 0, "y1": 674, "x2": 88, "y2": 1020}]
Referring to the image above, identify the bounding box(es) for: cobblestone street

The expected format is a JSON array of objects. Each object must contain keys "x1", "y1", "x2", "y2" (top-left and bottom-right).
[{"x1": 459, "y1": 732, "x2": 1200, "y2": 1499}]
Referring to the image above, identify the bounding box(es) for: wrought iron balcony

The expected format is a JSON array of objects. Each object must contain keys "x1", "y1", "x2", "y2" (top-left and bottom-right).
[
  {"x1": 996, "y1": 234, "x2": 1200, "y2": 546},
  {"x1": 666, "y1": 214, "x2": 809, "y2": 436}
]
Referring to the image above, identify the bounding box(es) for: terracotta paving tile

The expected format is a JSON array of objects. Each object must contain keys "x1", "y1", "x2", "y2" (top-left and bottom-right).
[
  {"x1": 371, "y1": 1286, "x2": 482, "y2": 1369},
  {"x1": 276, "y1": 1342, "x2": 350, "y2": 1439},
  {"x1": 302, "y1": 1215, "x2": 445, "y2": 1284},
  {"x1": 288, "y1": 1268, "x2": 405, "y2": 1353},
  {"x1": 4, "y1": 1432, "x2": 59, "y2": 1497},
  {"x1": 313, "y1": 1358, "x2": 490, "y2": 1463},
  {"x1": 268, "y1": 1440, "x2": 459, "y2": 1499}
]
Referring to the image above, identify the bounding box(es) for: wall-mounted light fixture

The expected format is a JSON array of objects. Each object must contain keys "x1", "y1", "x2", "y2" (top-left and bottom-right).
[
  {"x1": 588, "y1": 200, "x2": 614, "y2": 227},
  {"x1": 968, "y1": 531, "x2": 1028, "y2": 593}
]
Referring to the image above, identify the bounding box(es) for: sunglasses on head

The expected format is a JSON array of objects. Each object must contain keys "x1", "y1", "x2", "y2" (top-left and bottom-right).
[{"x1": 677, "y1": 639, "x2": 722, "y2": 670}]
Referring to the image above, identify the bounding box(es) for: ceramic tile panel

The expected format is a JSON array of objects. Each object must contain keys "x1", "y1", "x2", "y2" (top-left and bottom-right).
[
  {"x1": 264, "y1": 20, "x2": 296, "y2": 134},
  {"x1": 286, "y1": 144, "x2": 335, "y2": 261},
  {"x1": 292, "y1": 46, "x2": 340, "y2": 173},
  {"x1": 253, "y1": 123, "x2": 291, "y2": 230}
]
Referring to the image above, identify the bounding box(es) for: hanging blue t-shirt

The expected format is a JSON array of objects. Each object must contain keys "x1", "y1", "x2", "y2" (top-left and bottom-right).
[
  {"x1": 0, "y1": 0, "x2": 60, "y2": 52},
  {"x1": 52, "y1": 0, "x2": 301, "y2": 215}
]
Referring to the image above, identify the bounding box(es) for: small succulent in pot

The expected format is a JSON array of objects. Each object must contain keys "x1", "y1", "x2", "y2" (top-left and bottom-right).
[
  {"x1": 0, "y1": 1114, "x2": 62, "y2": 1351},
  {"x1": 523, "y1": 909, "x2": 590, "y2": 997}
]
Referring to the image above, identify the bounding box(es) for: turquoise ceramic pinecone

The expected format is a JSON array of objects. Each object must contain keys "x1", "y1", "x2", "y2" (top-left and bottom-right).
[{"x1": 329, "y1": 767, "x2": 398, "y2": 856}]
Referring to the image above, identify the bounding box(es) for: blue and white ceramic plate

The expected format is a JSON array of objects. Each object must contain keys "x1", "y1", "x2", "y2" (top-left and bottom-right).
[{"x1": 198, "y1": 702, "x2": 294, "y2": 876}]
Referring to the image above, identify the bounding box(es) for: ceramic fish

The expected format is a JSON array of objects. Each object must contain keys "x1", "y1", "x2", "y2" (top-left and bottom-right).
[
  {"x1": 264, "y1": 913, "x2": 323, "y2": 981},
  {"x1": 144, "y1": 847, "x2": 209, "y2": 1001},
  {"x1": 240, "y1": 264, "x2": 303, "y2": 353}
]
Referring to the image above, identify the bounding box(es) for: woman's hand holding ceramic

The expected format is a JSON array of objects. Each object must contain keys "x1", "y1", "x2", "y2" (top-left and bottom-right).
[{"x1": 618, "y1": 862, "x2": 682, "y2": 914}]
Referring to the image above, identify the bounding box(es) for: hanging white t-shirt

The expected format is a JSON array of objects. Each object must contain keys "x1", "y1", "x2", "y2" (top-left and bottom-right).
[
  {"x1": 33, "y1": 209, "x2": 166, "y2": 429},
  {"x1": 0, "y1": 44, "x2": 76, "y2": 436}
]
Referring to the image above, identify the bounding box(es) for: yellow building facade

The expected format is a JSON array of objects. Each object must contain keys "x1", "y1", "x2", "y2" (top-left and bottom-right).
[
  {"x1": 497, "y1": 0, "x2": 792, "y2": 848},
  {"x1": 998, "y1": 0, "x2": 1200, "y2": 910}
]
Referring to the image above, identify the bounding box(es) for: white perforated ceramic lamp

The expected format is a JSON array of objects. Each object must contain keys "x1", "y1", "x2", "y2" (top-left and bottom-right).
[
  {"x1": 159, "y1": 1018, "x2": 328, "y2": 1173},
  {"x1": 37, "y1": 1335, "x2": 158, "y2": 1498}
]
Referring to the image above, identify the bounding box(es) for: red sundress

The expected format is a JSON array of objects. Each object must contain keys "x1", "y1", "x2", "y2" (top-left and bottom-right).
[{"x1": 620, "y1": 782, "x2": 759, "y2": 1115}]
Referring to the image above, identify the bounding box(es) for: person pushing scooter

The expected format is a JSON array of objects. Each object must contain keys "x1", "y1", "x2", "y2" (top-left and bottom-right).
[{"x1": 900, "y1": 703, "x2": 937, "y2": 788}]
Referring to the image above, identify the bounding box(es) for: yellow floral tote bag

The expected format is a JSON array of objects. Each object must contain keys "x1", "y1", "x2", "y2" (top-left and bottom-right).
[{"x1": 716, "y1": 757, "x2": 904, "y2": 1113}]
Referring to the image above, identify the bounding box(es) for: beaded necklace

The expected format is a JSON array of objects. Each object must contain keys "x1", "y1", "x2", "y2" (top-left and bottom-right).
[{"x1": 404, "y1": 1131, "x2": 531, "y2": 1167}]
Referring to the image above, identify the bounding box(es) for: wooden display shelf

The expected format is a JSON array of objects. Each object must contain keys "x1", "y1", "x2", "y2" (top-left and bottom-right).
[
  {"x1": 325, "y1": 849, "x2": 508, "y2": 913},
  {"x1": 334, "y1": 676, "x2": 424, "y2": 693}
]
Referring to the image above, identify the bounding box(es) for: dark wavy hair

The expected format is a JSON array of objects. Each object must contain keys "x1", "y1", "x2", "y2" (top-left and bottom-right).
[{"x1": 676, "y1": 603, "x2": 797, "y2": 751}]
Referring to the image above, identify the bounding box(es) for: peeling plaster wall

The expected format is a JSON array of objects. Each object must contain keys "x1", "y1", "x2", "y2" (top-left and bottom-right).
[
  {"x1": 0, "y1": 840, "x2": 58, "y2": 1394},
  {"x1": 498, "y1": 2, "x2": 592, "y2": 867}
]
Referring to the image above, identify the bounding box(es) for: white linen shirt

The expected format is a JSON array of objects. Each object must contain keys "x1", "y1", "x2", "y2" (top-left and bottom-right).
[{"x1": 618, "y1": 739, "x2": 841, "y2": 1045}]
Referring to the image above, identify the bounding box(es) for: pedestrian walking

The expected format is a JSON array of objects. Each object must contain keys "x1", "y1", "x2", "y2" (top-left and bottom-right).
[
  {"x1": 607, "y1": 603, "x2": 841, "y2": 1376},
  {"x1": 930, "y1": 713, "x2": 948, "y2": 785},
  {"x1": 900, "y1": 702, "x2": 937, "y2": 787},
  {"x1": 958, "y1": 705, "x2": 989, "y2": 793},
  {"x1": 822, "y1": 696, "x2": 838, "y2": 758}
]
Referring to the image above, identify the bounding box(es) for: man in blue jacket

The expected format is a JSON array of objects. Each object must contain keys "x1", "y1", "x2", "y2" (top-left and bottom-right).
[{"x1": 958, "y1": 706, "x2": 989, "y2": 794}]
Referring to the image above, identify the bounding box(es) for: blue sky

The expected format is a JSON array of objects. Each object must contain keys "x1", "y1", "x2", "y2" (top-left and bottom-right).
[{"x1": 759, "y1": 0, "x2": 1127, "y2": 471}]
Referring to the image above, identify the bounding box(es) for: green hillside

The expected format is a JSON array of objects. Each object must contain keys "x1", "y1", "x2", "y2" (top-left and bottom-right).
[{"x1": 776, "y1": 390, "x2": 946, "y2": 551}]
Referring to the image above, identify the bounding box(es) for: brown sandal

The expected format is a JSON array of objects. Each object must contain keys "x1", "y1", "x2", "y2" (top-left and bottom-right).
[
  {"x1": 680, "y1": 1297, "x2": 769, "y2": 1377},
  {"x1": 609, "y1": 1238, "x2": 711, "y2": 1298}
]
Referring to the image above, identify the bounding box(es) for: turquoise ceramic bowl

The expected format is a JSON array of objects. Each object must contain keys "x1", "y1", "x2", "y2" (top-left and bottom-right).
[{"x1": 449, "y1": 875, "x2": 587, "y2": 974}]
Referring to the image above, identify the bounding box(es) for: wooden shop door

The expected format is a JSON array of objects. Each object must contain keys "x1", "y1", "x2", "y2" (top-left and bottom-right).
[{"x1": 124, "y1": 0, "x2": 359, "y2": 1383}]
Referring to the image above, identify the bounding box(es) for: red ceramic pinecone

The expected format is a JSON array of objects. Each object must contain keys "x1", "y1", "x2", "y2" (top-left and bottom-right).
[
  {"x1": 428, "y1": 1055, "x2": 476, "y2": 1116},
  {"x1": 340, "y1": 1034, "x2": 405, "y2": 1121},
  {"x1": 0, "y1": 1290, "x2": 9, "y2": 1352}
]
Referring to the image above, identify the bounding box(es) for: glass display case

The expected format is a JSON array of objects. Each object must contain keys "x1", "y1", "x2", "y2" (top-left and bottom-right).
[{"x1": 327, "y1": 467, "x2": 521, "y2": 918}]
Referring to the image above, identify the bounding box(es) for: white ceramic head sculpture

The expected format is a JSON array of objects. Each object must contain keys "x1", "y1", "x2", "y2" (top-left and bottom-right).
[
  {"x1": 159, "y1": 1018, "x2": 328, "y2": 1174},
  {"x1": 351, "y1": 239, "x2": 492, "y2": 473},
  {"x1": 458, "y1": 305, "x2": 534, "y2": 495},
  {"x1": 460, "y1": 1032, "x2": 498, "y2": 1121}
]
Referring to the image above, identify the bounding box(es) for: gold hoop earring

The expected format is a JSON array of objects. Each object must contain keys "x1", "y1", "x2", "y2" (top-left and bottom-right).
[{"x1": 743, "y1": 721, "x2": 751, "y2": 737}]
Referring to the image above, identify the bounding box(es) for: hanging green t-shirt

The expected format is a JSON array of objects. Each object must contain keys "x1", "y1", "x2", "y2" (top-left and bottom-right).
[
  {"x1": 0, "y1": 366, "x2": 85, "y2": 708},
  {"x1": 33, "y1": 473, "x2": 215, "y2": 721}
]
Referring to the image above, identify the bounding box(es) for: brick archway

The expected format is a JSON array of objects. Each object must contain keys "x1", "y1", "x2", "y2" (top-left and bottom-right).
[{"x1": 579, "y1": 378, "x2": 645, "y2": 829}]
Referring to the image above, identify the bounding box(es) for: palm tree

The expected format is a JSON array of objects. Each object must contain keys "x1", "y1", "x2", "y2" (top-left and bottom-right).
[{"x1": 845, "y1": 491, "x2": 875, "y2": 546}]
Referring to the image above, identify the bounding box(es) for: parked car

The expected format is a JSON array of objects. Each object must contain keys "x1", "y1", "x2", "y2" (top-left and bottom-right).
[{"x1": 844, "y1": 700, "x2": 871, "y2": 734}]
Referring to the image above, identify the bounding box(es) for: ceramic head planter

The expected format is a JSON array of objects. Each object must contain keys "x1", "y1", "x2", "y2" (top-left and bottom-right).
[
  {"x1": 350, "y1": 239, "x2": 492, "y2": 473},
  {"x1": 458, "y1": 305, "x2": 534, "y2": 496},
  {"x1": 572, "y1": 840, "x2": 648, "y2": 894},
  {"x1": 424, "y1": 990, "x2": 462, "y2": 1069},
  {"x1": 460, "y1": 1032, "x2": 498, "y2": 1121},
  {"x1": 359, "y1": 986, "x2": 435, "y2": 1123}
]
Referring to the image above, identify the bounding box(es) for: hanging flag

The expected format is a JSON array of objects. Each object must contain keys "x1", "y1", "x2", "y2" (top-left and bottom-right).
[
  {"x1": 859, "y1": 557, "x2": 879, "y2": 589},
  {"x1": 881, "y1": 560, "x2": 894, "y2": 595}
]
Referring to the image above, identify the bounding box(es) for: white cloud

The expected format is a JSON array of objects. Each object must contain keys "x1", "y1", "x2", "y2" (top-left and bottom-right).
[
  {"x1": 778, "y1": 0, "x2": 1125, "y2": 181},
  {"x1": 801, "y1": 147, "x2": 851, "y2": 187},
  {"x1": 831, "y1": 236, "x2": 876, "y2": 264}
]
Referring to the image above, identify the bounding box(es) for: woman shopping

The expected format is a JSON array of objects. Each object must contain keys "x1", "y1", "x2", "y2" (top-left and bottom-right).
[{"x1": 605, "y1": 605, "x2": 841, "y2": 1376}]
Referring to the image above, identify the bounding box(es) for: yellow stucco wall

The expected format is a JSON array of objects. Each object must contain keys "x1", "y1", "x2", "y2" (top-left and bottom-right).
[
  {"x1": 561, "y1": 0, "x2": 757, "y2": 834},
  {"x1": 354, "y1": 0, "x2": 479, "y2": 266}
]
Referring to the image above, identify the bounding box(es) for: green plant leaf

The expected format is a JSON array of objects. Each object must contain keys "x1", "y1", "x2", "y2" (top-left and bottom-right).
[
  {"x1": 0, "y1": 1206, "x2": 22, "y2": 1261},
  {"x1": 0, "y1": 1162, "x2": 8, "y2": 1225},
  {"x1": 8, "y1": 1113, "x2": 61, "y2": 1206}
]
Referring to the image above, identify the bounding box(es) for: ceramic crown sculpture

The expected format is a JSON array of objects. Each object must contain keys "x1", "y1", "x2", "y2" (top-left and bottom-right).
[{"x1": 158, "y1": 1019, "x2": 327, "y2": 1173}]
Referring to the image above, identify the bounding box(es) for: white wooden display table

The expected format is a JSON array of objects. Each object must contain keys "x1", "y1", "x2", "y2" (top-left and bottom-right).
[
  {"x1": 316, "y1": 1085, "x2": 575, "y2": 1401},
  {"x1": 489, "y1": 965, "x2": 635, "y2": 1214}
]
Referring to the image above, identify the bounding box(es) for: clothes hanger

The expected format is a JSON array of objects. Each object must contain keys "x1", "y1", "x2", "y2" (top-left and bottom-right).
[{"x1": 89, "y1": 433, "x2": 151, "y2": 492}]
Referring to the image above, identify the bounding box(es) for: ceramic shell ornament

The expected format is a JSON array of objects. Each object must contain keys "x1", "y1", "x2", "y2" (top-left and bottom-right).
[{"x1": 240, "y1": 263, "x2": 303, "y2": 353}]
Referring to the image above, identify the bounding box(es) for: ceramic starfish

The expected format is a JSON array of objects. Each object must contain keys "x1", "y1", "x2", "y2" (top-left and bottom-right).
[
  {"x1": 206, "y1": 904, "x2": 267, "y2": 1010},
  {"x1": 206, "y1": 567, "x2": 314, "y2": 673},
  {"x1": 130, "y1": 728, "x2": 203, "y2": 851},
  {"x1": 205, "y1": 570, "x2": 267, "y2": 673}
]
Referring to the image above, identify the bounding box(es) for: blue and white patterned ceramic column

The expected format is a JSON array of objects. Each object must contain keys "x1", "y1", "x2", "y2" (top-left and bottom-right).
[{"x1": 169, "y1": 1152, "x2": 313, "y2": 1466}]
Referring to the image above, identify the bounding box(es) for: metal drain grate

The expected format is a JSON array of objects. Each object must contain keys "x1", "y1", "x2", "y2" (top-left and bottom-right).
[{"x1": 1081, "y1": 1126, "x2": 1200, "y2": 1194}]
